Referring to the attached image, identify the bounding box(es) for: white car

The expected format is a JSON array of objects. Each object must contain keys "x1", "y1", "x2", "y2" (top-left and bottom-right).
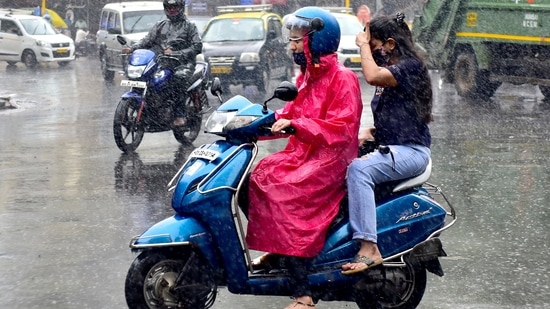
[
  {"x1": 0, "y1": 10, "x2": 75, "y2": 68},
  {"x1": 332, "y1": 11, "x2": 364, "y2": 71},
  {"x1": 96, "y1": 1, "x2": 165, "y2": 81}
]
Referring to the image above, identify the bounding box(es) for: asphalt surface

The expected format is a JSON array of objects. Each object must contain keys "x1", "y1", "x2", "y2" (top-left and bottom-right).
[{"x1": 1, "y1": 58, "x2": 550, "y2": 309}]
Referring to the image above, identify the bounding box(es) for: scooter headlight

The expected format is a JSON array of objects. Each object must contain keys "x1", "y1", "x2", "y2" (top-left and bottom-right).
[
  {"x1": 205, "y1": 111, "x2": 261, "y2": 134},
  {"x1": 225, "y1": 115, "x2": 260, "y2": 131},
  {"x1": 205, "y1": 111, "x2": 238, "y2": 134},
  {"x1": 127, "y1": 64, "x2": 146, "y2": 79}
]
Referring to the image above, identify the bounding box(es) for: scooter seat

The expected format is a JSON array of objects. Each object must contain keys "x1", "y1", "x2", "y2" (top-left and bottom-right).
[{"x1": 392, "y1": 158, "x2": 432, "y2": 192}]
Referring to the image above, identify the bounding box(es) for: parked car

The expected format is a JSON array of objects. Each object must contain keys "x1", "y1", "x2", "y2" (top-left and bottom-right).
[
  {"x1": 328, "y1": 8, "x2": 364, "y2": 71},
  {"x1": 96, "y1": 1, "x2": 165, "y2": 81},
  {"x1": 0, "y1": 9, "x2": 75, "y2": 68},
  {"x1": 198, "y1": 4, "x2": 293, "y2": 94}
]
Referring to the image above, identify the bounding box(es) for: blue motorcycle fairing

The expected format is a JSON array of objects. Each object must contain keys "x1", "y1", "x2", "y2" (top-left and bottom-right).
[
  {"x1": 150, "y1": 68, "x2": 173, "y2": 92},
  {"x1": 128, "y1": 49, "x2": 155, "y2": 66},
  {"x1": 132, "y1": 214, "x2": 221, "y2": 269},
  {"x1": 121, "y1": 90, "x2": 143, "y2": 101}
]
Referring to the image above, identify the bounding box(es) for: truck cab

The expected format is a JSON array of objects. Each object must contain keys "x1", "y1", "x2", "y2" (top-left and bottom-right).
[{"x1": 413, "y1": 0, "x2": 550, "y2": 100}]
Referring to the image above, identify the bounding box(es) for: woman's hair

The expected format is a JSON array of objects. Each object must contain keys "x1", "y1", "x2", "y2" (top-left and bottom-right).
[{"x1": 370, "y1": 13, "x2": 433, "y2": 123}]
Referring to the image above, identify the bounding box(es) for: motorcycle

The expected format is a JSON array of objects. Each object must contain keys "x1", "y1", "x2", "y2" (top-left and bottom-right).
[
  {"x1": 75, "y1": 33, "x2": 97, "y2": 58},
  {"x1": 113, "y1": 35, "x2": 210, "y2": 153},
  {"x1": 124, "y1": 79, "x2": 457, "y2": 309}
]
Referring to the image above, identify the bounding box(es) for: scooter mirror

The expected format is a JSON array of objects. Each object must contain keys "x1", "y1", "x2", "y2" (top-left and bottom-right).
[
  {"x1": 210, "y1": 77, "x2": 222, "y2": 96},
  {"x1": 273, "y1": 81, "x2": 298, "y2": 102},
  {"x1": 116, "y1": 35, "x2": 127, "y2": 46}
]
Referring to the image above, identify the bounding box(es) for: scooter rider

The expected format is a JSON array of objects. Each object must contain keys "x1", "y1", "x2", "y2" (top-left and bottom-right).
[{"x1": 122, "y1": 0, "x2": 203, "y2": 127}]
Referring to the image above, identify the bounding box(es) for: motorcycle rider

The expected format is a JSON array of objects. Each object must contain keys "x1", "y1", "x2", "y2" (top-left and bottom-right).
[{"x1": 122, "y1": 0, "x2": 203, "y2": 127}]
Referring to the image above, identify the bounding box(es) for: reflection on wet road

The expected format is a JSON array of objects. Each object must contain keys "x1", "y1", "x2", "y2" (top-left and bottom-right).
[{"x1": 0, "y1": 60, "x2": 549, "y2": 308}]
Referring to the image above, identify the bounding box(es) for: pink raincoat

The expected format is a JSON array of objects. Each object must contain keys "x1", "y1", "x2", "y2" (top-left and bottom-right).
[{"x1": 246, "y1": 39, "x2": 363, "y2": 257}]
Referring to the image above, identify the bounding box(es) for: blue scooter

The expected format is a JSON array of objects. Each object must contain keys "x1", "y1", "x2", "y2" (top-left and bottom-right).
[{"x1": 124, "y1": 79, "x2": 457, "y2": 309}]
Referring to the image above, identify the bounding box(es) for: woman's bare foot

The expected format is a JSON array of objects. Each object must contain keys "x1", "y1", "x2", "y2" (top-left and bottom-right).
[
  {"x1": 284, "y1": 296, "x2": 315, "y2": 308},
  {"x1": 341, "y1": 240, "x2": 383, "y2": 274}
]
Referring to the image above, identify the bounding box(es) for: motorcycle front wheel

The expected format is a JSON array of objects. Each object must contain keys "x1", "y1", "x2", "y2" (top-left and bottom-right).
[
  {"x1": 173, "y1": 88, "x2": 205, "y2": 145},
  {"x1": 113, "y1": 98, "x2": 145, "y2": 153},
  {"x1": 125, "y1": 249, "x2": 217, "y2": 309}
]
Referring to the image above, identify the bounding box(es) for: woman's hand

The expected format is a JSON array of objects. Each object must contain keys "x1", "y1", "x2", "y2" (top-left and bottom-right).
[
  {"x1": 271, "y1": 119, "x2": 292, "y2": 134},
  {"x1": 358, "y1": 127, "x2": 375, "y2": 146},
  {"x1": 355, "y1": 22, "x2": 371, "y2": 48}
]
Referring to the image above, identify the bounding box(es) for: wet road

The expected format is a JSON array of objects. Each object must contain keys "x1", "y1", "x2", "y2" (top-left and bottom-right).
[{"x1": 1, "y1": 58, "x2": 549, "y2": 309}]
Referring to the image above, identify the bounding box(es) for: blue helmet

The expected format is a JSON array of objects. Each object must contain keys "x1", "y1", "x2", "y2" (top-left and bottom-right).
[{"x1": 284, "y1": 7, "x2": 340, "y2": 55}]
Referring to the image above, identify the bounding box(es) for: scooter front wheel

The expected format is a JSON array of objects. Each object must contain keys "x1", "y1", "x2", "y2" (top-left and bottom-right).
[
  {"x1": 113, "y1": 98, "x2": 145, "y2": 153},
  {"x1": 125, "y1": 249, "x2": 217, "y2": 309}
]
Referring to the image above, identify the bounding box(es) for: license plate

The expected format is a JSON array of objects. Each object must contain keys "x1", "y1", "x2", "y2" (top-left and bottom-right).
[
  {"x1": 190, "y1": 148, "x2": 219, "y2": 161},
  {"x1": 121, "y1": 80, "x2": 146, "y2": 88},
  {"x1": 210, "y1": 66, "x2": 232, "y2": 74},
  {"x1": 350, "y1": 56, "x2": 361, "y2": 63},
  {"x1": 57, "y1": 48, "x2": 67, "y2": 53}
]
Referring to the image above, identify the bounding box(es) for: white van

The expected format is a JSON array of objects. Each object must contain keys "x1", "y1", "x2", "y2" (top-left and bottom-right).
[
  {"x1": 0, "y1": 10, "x2": 75, "y2": 68},
  {"x1": 96, "y1": 1, "x2": 165, "y2": 81}
]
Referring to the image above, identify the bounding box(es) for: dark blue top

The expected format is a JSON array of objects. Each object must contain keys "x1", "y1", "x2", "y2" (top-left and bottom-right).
[{"x1": 370, "y1": 57, "x2": 431, "y2": 148}]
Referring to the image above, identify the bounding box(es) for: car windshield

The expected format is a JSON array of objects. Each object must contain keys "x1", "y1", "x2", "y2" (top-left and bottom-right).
[
  {"x1": 123, "y1": 10, "x2": 165, "y2": 34},
  {"x1": 336, "y1": 15, "x2": 363, "y2": 36},
  {"x1": 189, "y1": 17, "x2": 211, "y2": 35},
  {"x1": 20, "y1": 18, "x2": 57, "y2": 35},
  {"x1": 202, "y1": 18, "x2": 264, "y2": 42}
]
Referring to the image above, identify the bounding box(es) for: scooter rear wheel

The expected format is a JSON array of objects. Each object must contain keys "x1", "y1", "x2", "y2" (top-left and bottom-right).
[
  {"x1": 355, "y1": 260, "x2": 427, "y2": 309},
  {"x1": 113, "y1": 98, "x2": 145, "y2": 153},
  {"x1": 125, "y1": 249, "x2": 217, "y2": 309}
]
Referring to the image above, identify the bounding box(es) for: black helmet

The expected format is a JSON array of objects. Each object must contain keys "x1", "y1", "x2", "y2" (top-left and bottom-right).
[{"x1": 163, "y1": 0, "x2": 185, "y2": 22}]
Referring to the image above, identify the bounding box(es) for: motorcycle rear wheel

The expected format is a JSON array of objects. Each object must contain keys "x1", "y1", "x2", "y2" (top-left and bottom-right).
[
  {"x1": 173, "y1": 88, "x2": 205, "y2": 145},
  {"x1": 125, "y1": 249, "x2": 217, "y2": 309},
  {"x1": 113, "y1": 98, "x2": 144, "y2": 153},
  {"x1": 355, "y1": 260, "x2": 427, "y2": 309}
]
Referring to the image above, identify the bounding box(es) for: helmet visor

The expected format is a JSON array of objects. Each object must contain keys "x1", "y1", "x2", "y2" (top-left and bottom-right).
[{"x1": 282, "y1": 14, "x2": 313, "y2": 43}]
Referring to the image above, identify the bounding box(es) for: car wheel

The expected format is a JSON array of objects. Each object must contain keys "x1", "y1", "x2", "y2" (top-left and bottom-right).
[
  {"x1": 100, "y1": 52, "x2": 115, "y2": 82},
  {"x1": 22, "y1": 50, "x2": 38, "y2": 69}
]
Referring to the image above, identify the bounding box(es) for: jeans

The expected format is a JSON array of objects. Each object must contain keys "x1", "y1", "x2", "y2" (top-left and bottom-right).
[{"x1": 346, "y1": 144, "x2": 431, "y2": 243}]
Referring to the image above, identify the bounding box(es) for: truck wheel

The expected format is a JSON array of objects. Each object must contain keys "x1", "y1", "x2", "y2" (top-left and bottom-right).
[{"x1": 453, "y1": 51, "x2": 500, "y2": 100}]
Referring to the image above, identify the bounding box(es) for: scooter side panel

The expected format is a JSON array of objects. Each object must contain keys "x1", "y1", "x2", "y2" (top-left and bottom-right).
[
  {"x1": 133, "y1": 214, "x2": 221, "y2": 269},
  {"x1": 171, "y1": 141, "x2": 254, "y2": 288},
  {"x1": 377, "y1": 193, "x2": 446, "y2": 257}
]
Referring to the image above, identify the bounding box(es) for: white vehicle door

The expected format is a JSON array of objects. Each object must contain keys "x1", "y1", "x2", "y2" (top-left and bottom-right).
[{"x1": 0, "y1": 19, "x2": 23, "y2": 61}]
